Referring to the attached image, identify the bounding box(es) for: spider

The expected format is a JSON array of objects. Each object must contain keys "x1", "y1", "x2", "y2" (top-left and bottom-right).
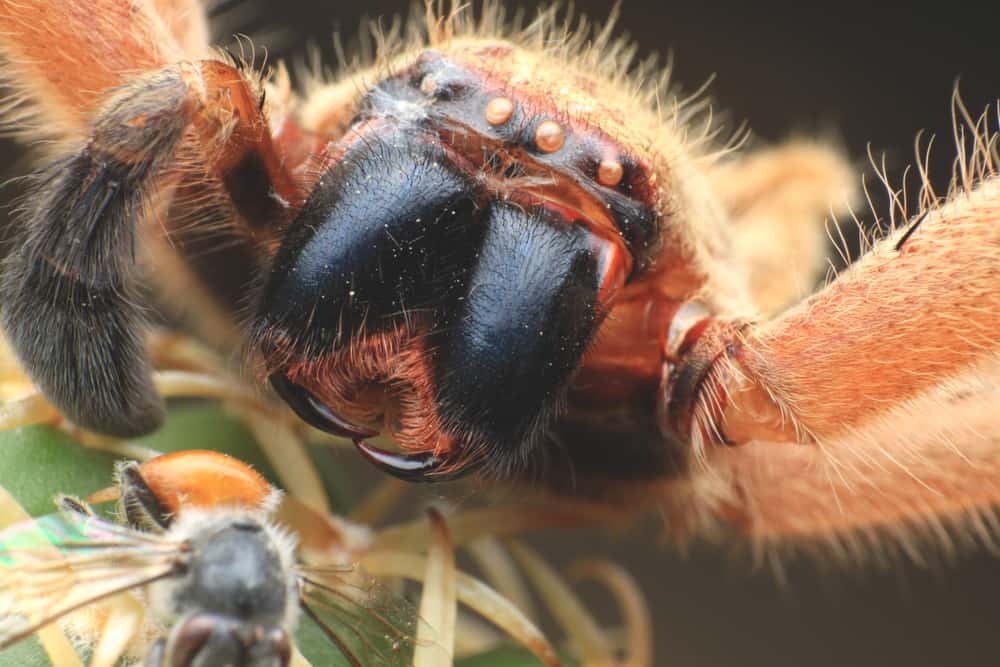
[{"x1": 0, "y1": 0, "x2": 997, "y2": 562}]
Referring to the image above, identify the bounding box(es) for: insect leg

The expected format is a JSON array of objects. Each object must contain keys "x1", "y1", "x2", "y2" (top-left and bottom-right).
[
  {"x1": 119, "y1": 463, "x2": 172, "y2": 530},
  {"x1": 55, "y1": 495, "x2": 98, "y2": 518},
  {"x1": 0, "y1": 61, "x2": 301, "y2": 437}
]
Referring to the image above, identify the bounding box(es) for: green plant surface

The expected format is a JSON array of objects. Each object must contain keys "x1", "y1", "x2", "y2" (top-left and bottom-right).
[
  {"x1": 294, "y1": 613, "x2": 356, "y2": 667},
  {"x1": 0, "y1": 425, "x2": 119, "y2": 517},
  {"x1": 0, "y1": 636, "x2": 49, "y2": 667}
]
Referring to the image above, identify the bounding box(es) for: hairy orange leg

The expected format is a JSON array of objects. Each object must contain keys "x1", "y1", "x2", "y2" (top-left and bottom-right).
[
  {"x1": 0, "y1": 0, "x2": 313, "y2": 434},
  {"x1": 0, "y1": 0, "x2": 319, "y2": 341},
  {"x1": 722, "y1": 179, "x2": 1000, "y2": 443},
  {"x1": 0, "y1": 0, "x2": 182, "y2": 142},
  {"x1": 696, "y1": 177, "x2": 1000, "y2": 541},
  {"x1": 150, "y1": 0, "x2": 213, "y2": 58}
]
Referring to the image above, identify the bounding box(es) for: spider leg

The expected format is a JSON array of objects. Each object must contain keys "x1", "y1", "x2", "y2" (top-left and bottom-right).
[
  {"x1": 150, "y1": 0, "x2": 213, "y2": 58},
  {"x1": 0, "y1": 59, "x2": 302, "y2": 437},
  {"x1": 714, "y1": 374, "x2": 1000, "y2": 543},
  {"x1": 679, "y1": 175, "x2": 1000, "y2": 542},
  {"x1": 0, "y1": 0, "x2": 183, "y2": 142},
  {"x1": 708, "y1": 140, "x2": 857, "y2": 315},
  {"x1": 0, "y1": 0, "x2": 321, "y2": 348},
  {"x1": 721, "y1": 179, "x2": 1000, "y2": 445}
]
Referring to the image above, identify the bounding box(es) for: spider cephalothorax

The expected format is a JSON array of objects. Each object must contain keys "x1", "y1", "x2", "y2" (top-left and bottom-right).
[
  {"x1": 253, "y1": 44, "x2": 675, "y2": 480},
  {"x1": 1, "y1": 0, "x2": 998, "y2": 548}
]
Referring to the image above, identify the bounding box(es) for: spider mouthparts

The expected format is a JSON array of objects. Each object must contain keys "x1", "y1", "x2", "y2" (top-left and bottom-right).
[
  {"x1": 353, "y1": 439, "x2": 470, "y2": 483},
  {"x1": 268, "y1": 373, "x2": 378, "y2": 439}
]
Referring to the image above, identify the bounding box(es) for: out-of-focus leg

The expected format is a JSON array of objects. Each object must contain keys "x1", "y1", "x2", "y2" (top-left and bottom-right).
[
  {"x1": 707, "y1": 141, "x2": 857, "y2": 315},
  {"x1": 0, "y1": 0, "x2": 183, "y2": 141},
  {"x1": 150, "y1": 0, "x2": 212, "y2": 58}
]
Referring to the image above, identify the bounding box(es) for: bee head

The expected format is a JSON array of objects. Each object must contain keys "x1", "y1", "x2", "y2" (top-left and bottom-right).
[{"x1": 152, "y1": 511, "x2": 299, "y2": 666}]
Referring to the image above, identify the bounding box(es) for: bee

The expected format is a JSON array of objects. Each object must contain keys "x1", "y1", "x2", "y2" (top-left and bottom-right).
[
  {"x1": 0, "y1": 0, "x2": 998, "y2": 552},
  {"x1": 0, "y1": 450, "x2": 423, "y2": 666}
]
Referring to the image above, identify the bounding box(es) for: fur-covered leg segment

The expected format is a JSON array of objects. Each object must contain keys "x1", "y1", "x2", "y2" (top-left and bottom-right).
[
  {"x1": 720, "y1": 177, "x2": 1000, "y2": 444},
  {"x1": 0, "y1": 0, "x2": 183, "y2": 140},
  {"x1": 0, "y1": 60, "x2": 297, "y2": 437},
  {"x1": 688, "y1": 177, "x2": 1000, "y2": 544},
  {"x1": 0, "y1": 68, "x2": 188, "y2": 436}
]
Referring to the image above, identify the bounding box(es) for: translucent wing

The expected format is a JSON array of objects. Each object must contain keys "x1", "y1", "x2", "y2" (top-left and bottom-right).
[
  {"x1": 297, "y1": 563, "x2": 440, "y2": 667},
  {"x1": 0, "y1": 510, "x2": 180, "y2": 648}
]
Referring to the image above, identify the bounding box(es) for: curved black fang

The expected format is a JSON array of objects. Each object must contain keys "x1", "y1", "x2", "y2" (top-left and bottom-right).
[
  {"x1": 352, "y1": 440, "x2": 472, "y2": 483},
  {"x1": 269, "y1": 374, "x2": 377, "y2": 439}
]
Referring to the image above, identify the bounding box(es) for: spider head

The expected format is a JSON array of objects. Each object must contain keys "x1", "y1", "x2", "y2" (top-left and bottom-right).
[{"x1": 253, "y1": 48, "x2": 661, "y2": 482}]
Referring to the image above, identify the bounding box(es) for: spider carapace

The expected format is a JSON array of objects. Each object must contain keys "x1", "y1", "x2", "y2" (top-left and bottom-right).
[{"x1": 2, "y1": 0, "x2": 999, "y2": 545}]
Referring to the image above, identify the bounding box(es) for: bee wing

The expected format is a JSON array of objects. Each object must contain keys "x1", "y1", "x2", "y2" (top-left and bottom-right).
[
  {"x1": 297, "y1": 564, "x2": 439, "y2": 667},
  {"x1": 0, "y1": 511, "x2": 180, "y2": 648}
]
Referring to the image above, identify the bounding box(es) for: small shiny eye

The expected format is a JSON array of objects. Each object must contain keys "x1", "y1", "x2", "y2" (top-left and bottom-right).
[
  {"x1": 597, "y1": 158, "x2": 624, "y2": 187},
  {"x1": 485, "y1": 96, "x2": 515, "y2": 125},
  {"x1": 534, "y1": 120, "x2": 565, "y2": 153}
]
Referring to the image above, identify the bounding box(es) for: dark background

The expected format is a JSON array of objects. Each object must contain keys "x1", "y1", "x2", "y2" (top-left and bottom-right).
[{"x1": 4, "y1": 1, "x2": 1000, "y2": 665}]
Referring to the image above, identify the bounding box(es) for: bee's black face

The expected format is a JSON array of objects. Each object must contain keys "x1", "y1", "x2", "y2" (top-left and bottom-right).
[{"x1": 166, "y1": 520, "x2": 292, "y2": 667}]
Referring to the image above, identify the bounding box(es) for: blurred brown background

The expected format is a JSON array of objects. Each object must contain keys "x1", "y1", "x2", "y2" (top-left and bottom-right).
[{"x1": 3, "y1": 1, "x2": 1000, "y2": 665}]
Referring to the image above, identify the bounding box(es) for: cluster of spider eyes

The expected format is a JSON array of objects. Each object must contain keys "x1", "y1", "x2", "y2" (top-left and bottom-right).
[
  {"x1": 482, "y1": 95, "x2": 626, "y2": 188},
  {"x1": 419, "y1": 73, "x2": 625, "y2": 189}
]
